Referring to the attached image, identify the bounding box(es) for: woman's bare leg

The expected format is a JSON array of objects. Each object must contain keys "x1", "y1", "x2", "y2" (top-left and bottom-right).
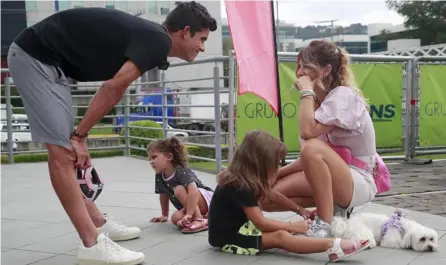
[
  {"x1": 273, "y1": 171, "x2": 314, "y2": 197},
  {"x1": 300, "y1": 139, "x2": 354, "y2": 224},
  {"x1": 260, "y1": 171, "x2": 315, "y2": 212}
]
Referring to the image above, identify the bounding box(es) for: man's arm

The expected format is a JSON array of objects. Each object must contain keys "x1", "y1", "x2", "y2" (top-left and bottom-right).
[{"x1": 75, "y1": 60, "x2": 141, "y2": 135}]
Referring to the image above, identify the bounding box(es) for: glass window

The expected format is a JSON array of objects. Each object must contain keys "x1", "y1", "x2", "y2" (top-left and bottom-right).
[
  {"x1": 25, "y1": 0, "x2": 38, "y2": 11},
  {"x1": 148, "y1": 1, "x2": 158, "y2": 15},
  {"x1": 105, "y1": 0, "x2": 114, "y2": 9}
]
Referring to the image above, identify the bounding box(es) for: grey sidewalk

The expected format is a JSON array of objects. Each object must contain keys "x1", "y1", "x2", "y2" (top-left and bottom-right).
[{"x1": 1, "y1": 157, "x2": 445, "y2": 265}]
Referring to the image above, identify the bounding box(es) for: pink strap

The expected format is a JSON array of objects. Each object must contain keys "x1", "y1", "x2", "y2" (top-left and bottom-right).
[
  {"x1": 349, "y1": 156, "x2": 368, "y2": 170},
  {"x1": 326, "y1": 134, "x2": 368, "y2": 170}
]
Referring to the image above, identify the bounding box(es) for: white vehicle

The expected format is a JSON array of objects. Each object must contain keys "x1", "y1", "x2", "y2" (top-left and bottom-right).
[
  {"x1": 174, "y1": 88, "x2": 230, "y2": 133},
  {"x1": 1, "y1": 121, "x2": 32, "y2": 142},
  {"x1": 156, "y1": 121, "x2": 189, "y2": 139}
]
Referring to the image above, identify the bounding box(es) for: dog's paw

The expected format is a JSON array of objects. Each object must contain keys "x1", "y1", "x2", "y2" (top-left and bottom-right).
[{"x1": 368, "y1": 238, "x2": 377, "y2": 249}]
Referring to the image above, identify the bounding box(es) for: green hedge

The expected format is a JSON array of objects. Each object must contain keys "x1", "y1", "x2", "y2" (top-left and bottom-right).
[
  {"x1": 120, "y1": 120, "x2": 163, "y2": 147},
  {"x1": 1, "y1": 150, "x2": 123, "y2": 164},
  {"x1": 187, "y1": 145, "x2": 228, "y2": 161},
  {"x1": 117, "y1": 119, "x2": 228, "y2": 162},
  {"x1": 131, "y1": 145, "x2": 228, "y2": 162}
]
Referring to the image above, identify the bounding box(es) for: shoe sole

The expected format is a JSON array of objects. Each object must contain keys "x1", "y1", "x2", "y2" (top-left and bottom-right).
[
  {"x1": 329, "y1": 240, "x2": 370, "y2": 263},
  {"x1": 108, "y1": 232, "x2": 142, "y2": 242},
  {"x1": 78, "y1": 256, "x2": 145, "y2": 265}
]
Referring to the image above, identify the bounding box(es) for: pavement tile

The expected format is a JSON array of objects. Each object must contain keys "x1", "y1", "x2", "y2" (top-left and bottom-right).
[{"x1": 2, "y1": 157, "x2": 446, "y2": 265}]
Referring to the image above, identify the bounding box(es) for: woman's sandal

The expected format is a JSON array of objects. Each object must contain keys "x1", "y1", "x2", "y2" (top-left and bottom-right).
[
  {"x1": 181, "y1": 218, "x2": 208, "y2": 234},
  {"x1": 327, "y1": 238, "x2": 370, "y2": 263}
]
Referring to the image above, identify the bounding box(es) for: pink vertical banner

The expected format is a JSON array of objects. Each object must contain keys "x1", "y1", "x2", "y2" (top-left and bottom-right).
[{"x1": 224, "y1": 0, "x2": 279, "y2": 114}]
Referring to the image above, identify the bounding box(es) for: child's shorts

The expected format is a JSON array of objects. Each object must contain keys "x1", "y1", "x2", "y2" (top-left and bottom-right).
[
  {"x1": 198, "y1": 188, "x2": 214, "y2": 209},
  {"x1": 220, "y1": 221, "x2": 262, "y2": 256}
]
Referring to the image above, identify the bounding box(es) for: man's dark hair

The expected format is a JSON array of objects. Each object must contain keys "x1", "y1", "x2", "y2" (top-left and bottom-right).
[{"x1": 164, "y1": 1, "x2": 217, "y2": 36}]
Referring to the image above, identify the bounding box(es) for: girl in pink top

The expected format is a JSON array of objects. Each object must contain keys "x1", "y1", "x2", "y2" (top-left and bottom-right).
[{"x1": 261, "y1": 40, "x2": 378, "y2": 238}]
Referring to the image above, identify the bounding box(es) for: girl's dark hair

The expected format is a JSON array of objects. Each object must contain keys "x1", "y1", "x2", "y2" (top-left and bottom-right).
[
  {"x1": 147, "y1": 137, "x2": 188, "y2": 168},
  {"x1": 164, "y1": 1, "x2": 217, "y2": 36}
]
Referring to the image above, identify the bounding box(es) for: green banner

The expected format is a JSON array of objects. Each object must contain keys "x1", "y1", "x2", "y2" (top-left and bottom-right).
[
  {"x1": 418, "y1": 64, "x2": 446, "y2": 147},
  {"x1": 236, "y1": 62, "x2": 403, "y2": 151}
]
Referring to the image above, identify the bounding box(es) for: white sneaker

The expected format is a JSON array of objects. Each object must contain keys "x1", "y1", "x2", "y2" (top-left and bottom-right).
[
  {"x1": 98, "y1": 214, "x2": 141, "y2": 241},
  {"x1": 77, "y1": 233, "x2": 145, "y2": 265}
]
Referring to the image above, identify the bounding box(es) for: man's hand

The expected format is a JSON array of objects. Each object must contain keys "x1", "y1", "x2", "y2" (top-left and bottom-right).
[
  {"x1": 71, "y1": 138, "x2": 91, "y2": 170},
  {"x1": 150, "y1": 215, "x2": 168, "y2": 223}
]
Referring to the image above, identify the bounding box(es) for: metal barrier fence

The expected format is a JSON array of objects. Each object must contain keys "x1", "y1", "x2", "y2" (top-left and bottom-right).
[
  {"x1": 1, "y1": 57, "x2": 234, "y2": 172},
  {"x1": 1, "y1": 53, "x2": 446, "y2": 169},
  {"x1": 230, "y1": 52, "x2": 446, "y2": 164},
  {"x1": 410, "y1": 56, "x2": 446, "y2": 161}
]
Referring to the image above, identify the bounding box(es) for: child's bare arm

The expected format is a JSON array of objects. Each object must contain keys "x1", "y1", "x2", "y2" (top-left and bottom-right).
[
  {"x1": 160, "y1": 194, "x2": 169, "y2": 217},
  {"x1": 185, "y1": 182, "x2": 200, "y2": 216},
  {"x1": 243, "y1": 206, "x2": 309, "y2": 234},
  {"x1": 150, "y1": 194, "x2": 170, "y2": 223}
]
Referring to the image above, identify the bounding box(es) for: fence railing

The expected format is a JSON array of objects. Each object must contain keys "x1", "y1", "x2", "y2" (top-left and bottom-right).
[
  {"x1": 1, "y1": 57, "x2": 234, "y2": 172},
  {"x1": 1, "y1": 53, "x2": 446, "y2": 170}
]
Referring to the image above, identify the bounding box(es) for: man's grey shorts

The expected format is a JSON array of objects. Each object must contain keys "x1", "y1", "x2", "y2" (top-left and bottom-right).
[{"x1": 7, "y1": 42, "x2": 74, "y2": 147}]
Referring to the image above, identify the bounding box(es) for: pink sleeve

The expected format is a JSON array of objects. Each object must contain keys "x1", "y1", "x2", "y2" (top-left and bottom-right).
[{"x1": 314, "y1": 86, "x2": 367, "y2": 134}]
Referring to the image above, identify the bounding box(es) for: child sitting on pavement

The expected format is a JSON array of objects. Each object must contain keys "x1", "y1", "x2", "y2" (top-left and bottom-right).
[
  {"x1": 207, "y1": 131, "x2": 370, "y2": 262},
  {"x1": 148, "y1": 137, "x2": 214, "y2": 234}
]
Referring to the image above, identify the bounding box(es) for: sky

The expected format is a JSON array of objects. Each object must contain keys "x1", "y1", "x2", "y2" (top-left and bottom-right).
[{"x1": 220, "y1": 0, "x2": 406, "y2": 27}]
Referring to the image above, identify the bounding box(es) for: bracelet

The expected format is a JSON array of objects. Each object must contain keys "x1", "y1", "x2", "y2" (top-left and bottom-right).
[
  {"x1": 300, "y1": 89, "x2": 315, "y2": 100},
  {"x1": 72, "y1": 129, "x2": 88, "y2": 139}
]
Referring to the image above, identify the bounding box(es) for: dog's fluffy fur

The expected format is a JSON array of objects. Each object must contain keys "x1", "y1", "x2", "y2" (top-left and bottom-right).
[{"x1": 331, "y1": 212, "x2": 439, "y2": 252}]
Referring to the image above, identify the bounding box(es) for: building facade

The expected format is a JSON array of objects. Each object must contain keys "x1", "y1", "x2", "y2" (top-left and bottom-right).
[{"x1": 367, "y1": 23, "x2": 421, "y2": 53}]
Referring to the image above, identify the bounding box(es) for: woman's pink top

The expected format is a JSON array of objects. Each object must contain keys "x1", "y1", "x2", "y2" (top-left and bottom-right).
[{"x1": 301, "y1": 86, "x2": 376, "y2": 169}]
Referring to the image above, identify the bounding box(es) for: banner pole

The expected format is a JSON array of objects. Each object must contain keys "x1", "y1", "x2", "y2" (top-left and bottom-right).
[{"x1": 270, "y1": 0, "x2": 286, "y2": 165}]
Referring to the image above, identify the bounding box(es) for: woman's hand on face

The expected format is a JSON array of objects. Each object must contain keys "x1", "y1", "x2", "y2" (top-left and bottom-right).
[{"x1": 295, "y1": 75, "x2": 314, "y2": 91}]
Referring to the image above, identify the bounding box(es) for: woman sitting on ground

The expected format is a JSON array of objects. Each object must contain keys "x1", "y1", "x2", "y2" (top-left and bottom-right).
[{"x1": 261, "y1": 40, "x2": 378, "y2": 238}]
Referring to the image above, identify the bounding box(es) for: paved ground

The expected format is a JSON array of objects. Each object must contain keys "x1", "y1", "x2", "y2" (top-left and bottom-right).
[
  {"x1": 374, "y1": 160, "x2": 446, "y2": 216},
  {"x1": 2, "y1": 157, "x2": 446, "y2": 265}
]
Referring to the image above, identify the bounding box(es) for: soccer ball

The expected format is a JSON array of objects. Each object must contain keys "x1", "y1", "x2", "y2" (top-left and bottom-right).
[{"x1": 77, "y1": 166, "x2": 104, "y2": 202}]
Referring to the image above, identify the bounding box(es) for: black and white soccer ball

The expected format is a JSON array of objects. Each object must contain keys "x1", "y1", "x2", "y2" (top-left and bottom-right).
[{"x1": 77, "y1": 166, "x2": 104, "y2": 202}]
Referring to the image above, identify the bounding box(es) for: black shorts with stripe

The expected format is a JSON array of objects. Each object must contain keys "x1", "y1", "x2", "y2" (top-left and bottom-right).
[{"x1": 219, "y1": 221, "x2": 262, "y2": 256}]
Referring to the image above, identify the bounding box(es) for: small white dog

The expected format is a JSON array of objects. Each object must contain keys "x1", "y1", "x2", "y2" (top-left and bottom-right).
[{"x1": 331, "y1": 209, "x2": 439, "y2": 252}]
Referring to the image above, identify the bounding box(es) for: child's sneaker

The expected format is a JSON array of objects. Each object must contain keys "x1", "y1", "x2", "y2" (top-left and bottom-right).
[
  {"x1": 77, "y1": 233, "x2": 145, "y2": 265},
  {"x1": 98, "y1": 214, "x2": 141, "y2": 241},
  {"x1": 333, "y1": 205, "x2": 354, "y2": 219},
  {"x1": 306, "y1": 216, "x2": 332, "y2": 238}
]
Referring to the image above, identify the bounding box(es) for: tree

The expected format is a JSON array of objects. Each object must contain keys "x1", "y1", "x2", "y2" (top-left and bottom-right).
[{"x1": 386, "y1": 0, "x2": 446, "y2": 45}]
